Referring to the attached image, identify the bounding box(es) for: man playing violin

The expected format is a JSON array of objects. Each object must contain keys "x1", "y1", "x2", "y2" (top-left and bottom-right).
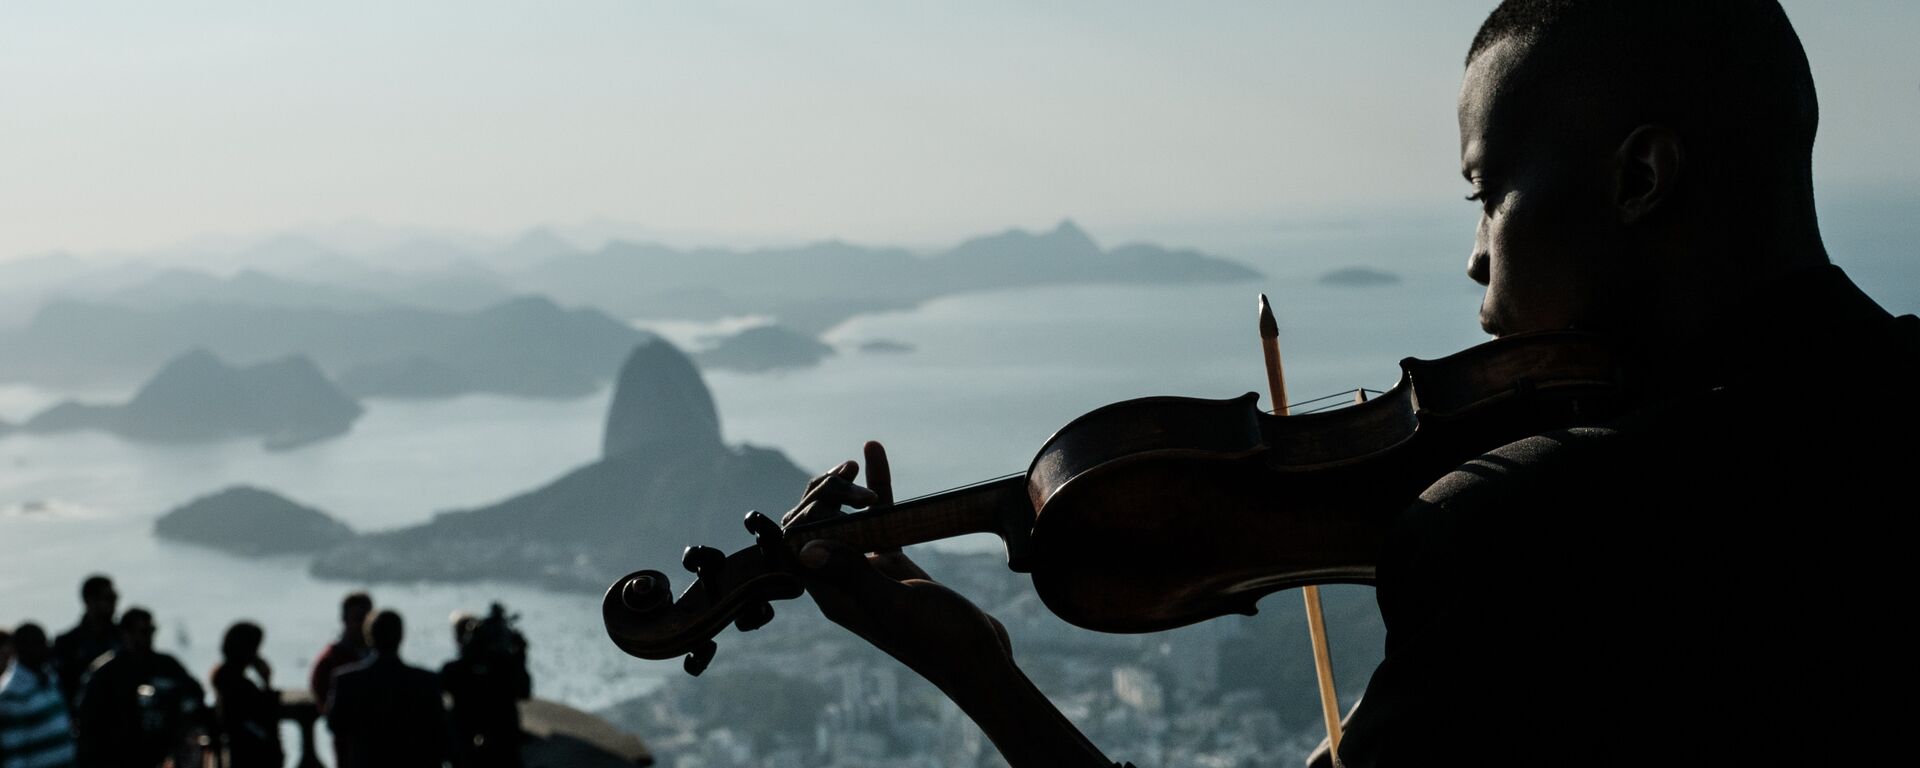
[{"x1": 784, "y1": 1, "x2": 1920, "y2": 765}]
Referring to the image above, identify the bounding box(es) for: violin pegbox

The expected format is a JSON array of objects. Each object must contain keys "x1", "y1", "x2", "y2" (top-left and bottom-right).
[
  {"x1": 733, "y1": 511, "x2": 789, "y2": 633},
  {"x1": 601, "y1": 510, "x2": 812, "y2": 676}
]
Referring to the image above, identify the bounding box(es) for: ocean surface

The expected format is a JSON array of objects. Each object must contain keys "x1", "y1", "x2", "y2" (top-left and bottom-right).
[{"x1": 2, "y1": 208, "x2": 1914, "y2": 723}]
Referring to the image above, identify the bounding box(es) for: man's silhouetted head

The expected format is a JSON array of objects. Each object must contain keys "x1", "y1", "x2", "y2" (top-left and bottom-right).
[
  {"x1": 222, "y1": 621, "x2": 264, "y2": 663},
  {"x1": 80, "y1": 575, "x2": 117, "y2": 623},
  {"x1": 119, "y1": 608, "x2": 156, "y2": 656},
  {"x1": 341, "y1": 591, "x2": 372, "y2": 646},
  {"x1": 1459, "y1": 0, "x2": 1827, "y2": 347},
  {"x1": 13, "y1": 623, "x2": 50, "y2": 669},
  {"x1": 364, "y1": 609, "x2": 404, "y2": 655}
]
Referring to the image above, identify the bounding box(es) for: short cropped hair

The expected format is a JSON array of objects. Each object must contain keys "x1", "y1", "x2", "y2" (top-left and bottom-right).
[
  {"x1": 81, "y1": 574, "x2": 115, "y2": 602},
  {"x1": 1467, "y1": 0, "x2": 1818, "y2": 198},
  {"x1": 365, "y1": 609, "x2": 404, "y2": 653},
  {"x1": 119, "y1": 607, "x2": 154, "y2": 631},
  {"x1": 221, "y1": 621, "x2": 265, "y2": 661},
  {"x1": 11, "y1": 624, "x2": 49, "y2": 654}
]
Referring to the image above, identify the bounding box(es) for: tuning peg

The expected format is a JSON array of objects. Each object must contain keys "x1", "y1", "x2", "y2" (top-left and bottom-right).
[
  {"x1": 734, "y1": 601, "x2": 775, "y2": 632},
  {"x1": 744, "y1": 510, "x2": 784, "y2": 540},
  {"x1": 682, "y1": 545, "x2": 727, "y2": 576},
  {"x1": 684, "y1": 639, "x2": 717, "y2": 676},
  {"x1": 619, "y1": 571, "x2": 670, "y2": 614}
]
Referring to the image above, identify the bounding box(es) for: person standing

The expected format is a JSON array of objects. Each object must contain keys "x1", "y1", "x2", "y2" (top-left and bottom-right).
[
  {"x1": 440, "y1": 605, "x2": 531, "y2": 768},
  {"x1": 50, "y1": 577, "x2": 118, "y2": 715},
  {"x1": 308, "y1": 592, "x2": 372, "y2": 716},
  {"x1": 209, "y1": 623, "x2": 282, "y2": 768},
  {"x1": 309, "y1": 591, "x2": 371, "y2": 765},
  {"x1": 326, "y1": 611, "x2": 445, "y2": 768},
  {"x1": 0, "y1": 624, "x2": 78, "y2": 768},
  {"x1": 73, "y1": 609, "x2": 205, "y2": 768}
]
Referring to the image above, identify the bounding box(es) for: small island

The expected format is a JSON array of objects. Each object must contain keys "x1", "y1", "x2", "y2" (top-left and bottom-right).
[
  {"x1": 694, "y1": 325, "x2": 836, "y2": 373},
  {"x1": 156, "y1": 486, "x2": 355, "y2": 556},
  {"x1": 1317, "y1": 267, "x2": 1402, "y2": 287},
  {"x1": 857, "y1": 339, "x2": 914, "y2": 354},
  {"x1": 19, "y1": 349, "x2": 363, "y2": 450}
]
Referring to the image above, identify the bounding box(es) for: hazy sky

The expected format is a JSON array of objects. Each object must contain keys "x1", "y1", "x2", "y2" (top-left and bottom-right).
[{"x1": 2, "y1": 1, "x2": 1914, "y2": 258}]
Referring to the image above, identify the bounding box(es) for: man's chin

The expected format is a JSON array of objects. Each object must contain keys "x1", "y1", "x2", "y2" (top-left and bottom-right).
[{"x1": 1479, "y1": 312, "x2": 1508, "y2": 339}]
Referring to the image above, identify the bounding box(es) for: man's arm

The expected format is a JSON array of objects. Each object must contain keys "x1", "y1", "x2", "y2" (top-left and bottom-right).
[
  {"x1": 788, "y1": 443, "x2": 1115, "y2": 768},
  {"x1": 308, "y1": 647, "x2": 334, "y2": 711}
]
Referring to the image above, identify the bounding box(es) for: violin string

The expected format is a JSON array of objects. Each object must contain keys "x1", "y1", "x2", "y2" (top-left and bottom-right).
[
  {"x1": 888, "y1": 472, "x2": 1026, "y2": 506},
  {"x1": 1272, "y1": 387, "x2": 1376, "y2": 415},
  {"x1": 881, "y1": 386, "x2": 1389, "y2": 505},
  {"x1": 1295, "y1": 398, "x2": 1360, "y2": 415}
]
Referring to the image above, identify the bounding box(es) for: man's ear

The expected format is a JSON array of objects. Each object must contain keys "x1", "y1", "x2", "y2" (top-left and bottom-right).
[{"x1": 1613, "y1": 125, "x2": 1683, "y2": 224}]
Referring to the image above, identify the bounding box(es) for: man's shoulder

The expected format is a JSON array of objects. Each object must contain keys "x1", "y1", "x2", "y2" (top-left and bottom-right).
[
  {"x1": 1414, "y1": 426, "x2": 1630, "y2": 511},
  {"x1": 51, "y1": 623, "x2": 85, "y2": 649},
  {"x1": 401, "y1": 662, "x2": 440, "y2": 687},
  {"x1": 315, "y1": 640, "x2": 357, "y2": 663},
  {"x1": 154, "y1": 652, "x2": 191, "y2": 675},
  {"x1": 331, "y1": 656, "x2": 378, "y2": 684}
]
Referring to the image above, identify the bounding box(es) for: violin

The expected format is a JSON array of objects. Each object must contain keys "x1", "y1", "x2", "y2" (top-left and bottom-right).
[{"x1": 601, "y1": 330, "x2": 1622, "y2": 674}]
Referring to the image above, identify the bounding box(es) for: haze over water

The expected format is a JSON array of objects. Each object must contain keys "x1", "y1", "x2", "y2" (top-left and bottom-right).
[{"x1": 3, "y1": 205, "x2": 1913, "y2": 720}]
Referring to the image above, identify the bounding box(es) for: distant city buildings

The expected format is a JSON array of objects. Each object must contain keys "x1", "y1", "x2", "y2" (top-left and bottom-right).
[{"x1": 610, "y1": 551, "x2": 1354, "y2": 768}]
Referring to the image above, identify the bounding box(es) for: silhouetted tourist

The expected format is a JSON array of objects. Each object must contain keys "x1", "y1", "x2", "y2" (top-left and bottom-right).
[
  {"x1": 73, "y1": 608, "x2": 206, "y2": 768},
  {"x1": 308, "y1": 592, "x2": 372, "y2": 715},
  {"x1": 209, "y1": 622, "x2": 282, "y2": 768},
  {"x1": 1, "y1": 623, "x2": 79, "y2": 768},
  {"x1": 326, "y1": 610, "x2": 445, "y2": 768},
  {"x1": 309, "y1": 590, "x2": 371, "y2": 765},
  {"x1": 440, "y1": 604, "x2": 531, "y2": 768},
  {"x1": 448, "y1": 613, "x2": 477, "y2": 651},
  {"x1": 50, "y1": 576, "x2": 119, "y2": 713}
]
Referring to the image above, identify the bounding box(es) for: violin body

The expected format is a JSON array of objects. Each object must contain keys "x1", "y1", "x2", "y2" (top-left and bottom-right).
[
  {"x1": 603, "y1": 331, "x2": 1621, "y2": 669},
  {"x1": 1026, "y1": 331, "x2": 1619, "y2": 632}
]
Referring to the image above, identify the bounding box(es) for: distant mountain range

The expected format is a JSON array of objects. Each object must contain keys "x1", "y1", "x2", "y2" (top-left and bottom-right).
[
  {"x1": 0, "y1": 220, "x2": 1260, "y2": 396},
  {"x1": 515, "y1": 219, "x2": 1260, "y2": 333},
  {"x1": 0, "y1": 295, "x2": 647, "y2": 397}
]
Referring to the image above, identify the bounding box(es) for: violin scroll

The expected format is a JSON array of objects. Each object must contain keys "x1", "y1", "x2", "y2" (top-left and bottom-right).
[{"x1": 601, "y1": 510, "x2": 808, "y2": 675}]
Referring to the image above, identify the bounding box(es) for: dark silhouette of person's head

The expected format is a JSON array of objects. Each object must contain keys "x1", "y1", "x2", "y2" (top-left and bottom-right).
[
  {"x1": 221, "y1": 621, "x2": 265, "y2": 664},
  {"x1": 9, "y1": 624, "x2": 52, "y2": 683},
  {"x1": 119, "y1": 607, "x2": 156, "y2": 656},
  {"x1": 13, "y1": 623, "x2": 51, "y2": 667},
  {"x1": 450, "y1": 611, "x2": 478, "y2": 649},
  {"x1": 1459, "y1": 0, "x2": 1826, "y2": 351},
  {"x1": 363, "y1": 609, "x2": 404, "y2": 655},
  {"x1": 80, "y1": 574, "x2": 118, "y2": 623},
  {"x1": 340, "y1": 591, "x2": 373, "y2": 646}
]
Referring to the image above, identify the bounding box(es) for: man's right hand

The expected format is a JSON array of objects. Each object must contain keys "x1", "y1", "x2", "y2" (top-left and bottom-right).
[{"x1": 782, "y1": 441, "x2": 1016, "y2": 691}]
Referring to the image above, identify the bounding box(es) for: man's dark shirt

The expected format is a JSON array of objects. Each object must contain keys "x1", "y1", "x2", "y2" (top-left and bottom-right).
[
  {"x1": 50, "y1": 621, "x2": 118, "y2": 714},
  {"x1": 73, "y1": 651, "x2": 204, "y2": 768},
  {"x1": 1338, "y1": 265, "x2": 1919, "y2": 767},
  {"x1": 326, "y1": 653, "x2": 446, "y2": 768},
  {"x1": 309, "y1": 637, "x2": 367, "y2": 717},
  {"x1": 440, "y1": 652, "x2": 531, "y2": 768}
]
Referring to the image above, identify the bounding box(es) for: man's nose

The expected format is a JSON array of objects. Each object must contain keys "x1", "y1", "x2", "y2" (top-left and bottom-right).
[
  {"x1": 1467, "y1": 227, "x2": 1490, "y2": 285},
  {"x1": 1467, "y1": 249, "x2": 1489, "y2": 286}
]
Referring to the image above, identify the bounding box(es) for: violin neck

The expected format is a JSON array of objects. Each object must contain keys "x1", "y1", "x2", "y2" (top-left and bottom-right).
[{"x1": 783, "y1": 475, "x2": 1034, "y2": 569}]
